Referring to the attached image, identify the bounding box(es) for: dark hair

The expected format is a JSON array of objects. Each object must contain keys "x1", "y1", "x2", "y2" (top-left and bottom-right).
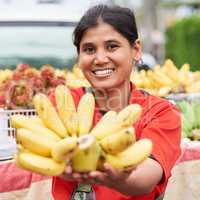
[{"x1": 73, "y1": 4, "x2": 138, "y2": 53}]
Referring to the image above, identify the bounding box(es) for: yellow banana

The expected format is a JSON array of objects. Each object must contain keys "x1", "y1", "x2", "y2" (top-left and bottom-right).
[
  {"x1": 77, "y1": 93, "x2": 95, "y2": 136},
  {"x1": 33, "y1": 93, "x2": 68, "y2": 138},
  {"x1": 29, "y1": 116, "x2": 44, "y2": 126},
  {"x1": 99, "y1": 126, "x2": 135, "y2": 154},
  {"x1": 104, "y1": 139, "x2": 152, "y2": 169},
  {"x1": 55, "y1": 85, "x2": 78, "y2": 137},
  {"x1": 178, "y1": 64, "x2": 190, "y2": 87},
  {"x1": 117, "y1": 104, "x2": 142, "y2": 127},
  {"x1": 14, "y1": 153, "x2": 21, "y2": 168},
  {"x1": 16, "y1": 128, "x2": 56, "y2": 157},
  {"x1": 154, "y1": 70, "x2": 174, "y2": 87},
  {"x1": 10, "y1": 115, "x2": 60, "y2": 141},
  {"x1": 90, "y1": 110, "x2": 118, "y2": 140},
  {"x1": 90, "y1": 110, "x2": 117, "y2": 134},
  {"x1": 17, "y1": 150, "x2": 65, "y2": 176},
  {"x1": 157, "y1": 86, "x2": 172, "y2": 97},
  {"x1": 91, "y1": 104, "x2": 141, "y2": 140},
  {"x1": 72, "y1": 135, "x2": 101, "y2": 172},
  {"x1": 162, "y1": 59, "x2": 179, "y2": 83},
  {"x1": 51, "y1": 136, "x2": 78, "y2": 163}
]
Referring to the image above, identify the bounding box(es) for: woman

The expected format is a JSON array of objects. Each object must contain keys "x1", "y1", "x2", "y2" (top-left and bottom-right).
[{"x1": 52, "y1": 4, "x2": 181, "y2": 200}]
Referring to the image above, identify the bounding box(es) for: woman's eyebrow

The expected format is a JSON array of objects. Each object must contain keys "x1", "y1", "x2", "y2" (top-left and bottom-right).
[
  {"x1": 105, "y1": 39, "x2": 119, "y2": 43},
  {"x1": 81, "y1": 42, "x2": 94, "y2": 48}
]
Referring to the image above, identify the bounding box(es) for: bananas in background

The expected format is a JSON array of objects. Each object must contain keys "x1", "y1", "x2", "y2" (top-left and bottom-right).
[
  {"x1": 11, "y1": 85, "x2": 152, "y2": 176},
  {"x1": 130, "y1": 59, "x2": 200, "y2": 97},
  {"x1": 0, "y1": 69, "x2": 13, "y2": 85}
]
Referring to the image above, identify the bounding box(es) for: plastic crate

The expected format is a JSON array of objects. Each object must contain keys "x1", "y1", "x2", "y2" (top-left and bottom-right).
[{"x1": 0, "y1": 109, "x2": 36, "y2": 160}]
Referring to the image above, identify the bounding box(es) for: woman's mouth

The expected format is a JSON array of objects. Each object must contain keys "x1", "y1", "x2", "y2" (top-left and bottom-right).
[{"x1": 92, "y1": 68, "x2": 115, "y2": 77}]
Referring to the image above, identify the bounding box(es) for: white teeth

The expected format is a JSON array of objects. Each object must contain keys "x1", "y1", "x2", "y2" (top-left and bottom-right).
[{"x1": 93, "y1": 69, "x2": 114, "y2": 76}]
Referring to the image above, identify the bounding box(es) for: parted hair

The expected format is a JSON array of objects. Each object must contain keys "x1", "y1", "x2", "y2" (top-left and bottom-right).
[{"x1": 73, "y1": 4, "x2": 139, "y2": 53}]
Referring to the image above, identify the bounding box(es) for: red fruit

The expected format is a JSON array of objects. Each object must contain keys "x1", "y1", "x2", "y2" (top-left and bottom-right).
[
  {"x1": 50, "y1": 76, "x2": 66, "y2": 87},
  {"x1": 5, "y1": 81, "x2": 33, "y2": 109},
  {"x1": 0, "y1": 95, "x2": 6, "y2": 108},
  {"x1": 24, "y1": 68, "x2": 38, "y2": 79},
  {"x1": 12, "y1": 72, "x2": 23, "y2": 81},
  {"x1": 30, "y1": 76, "x2": 45, "y2": 93},
  {"x1": 40, "y1": 65, "x2": 55, "y2": 79},
  {"x1": 16, "y1": 63, "x2": 30, "y2": 72}
]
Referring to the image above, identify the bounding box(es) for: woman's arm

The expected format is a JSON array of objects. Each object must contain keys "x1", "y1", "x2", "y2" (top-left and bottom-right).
[{"x1": 114, "y1": 158, "x2": 163, "y2": 196}]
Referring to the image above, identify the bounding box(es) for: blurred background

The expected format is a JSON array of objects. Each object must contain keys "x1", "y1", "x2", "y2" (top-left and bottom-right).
[
  {"x1": 1, "y1": 4, "x2": 200, "y2": 197},
  {"x1": 0, "y1": 0, "x2": 200, "y2": 70},
  {"x1": 0, "y1": 0, "x2": 200, "y2": 110}
]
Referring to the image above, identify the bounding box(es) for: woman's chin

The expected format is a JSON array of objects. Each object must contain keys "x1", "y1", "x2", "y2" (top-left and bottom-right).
[{"x1": 90, "y1": 80, "x2": 120, "y2": 90}]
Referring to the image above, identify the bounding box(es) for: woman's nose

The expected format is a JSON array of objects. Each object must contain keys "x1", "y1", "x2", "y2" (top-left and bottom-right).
[{"x1": 94, "y1": 51, "x2": 109, "y2": 65}]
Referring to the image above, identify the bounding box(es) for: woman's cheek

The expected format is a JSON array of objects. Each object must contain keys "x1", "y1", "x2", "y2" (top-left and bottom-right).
[{"x1": 78, "y1": 56, "x2": 93, "y2": 69}]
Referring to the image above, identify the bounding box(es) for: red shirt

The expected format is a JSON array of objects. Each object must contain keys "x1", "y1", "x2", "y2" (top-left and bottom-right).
[{"x1": 51, "y1": 83, "x2": 181, "y2": 200}]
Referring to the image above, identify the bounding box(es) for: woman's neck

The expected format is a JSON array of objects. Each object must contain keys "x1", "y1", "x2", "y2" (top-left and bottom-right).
[{"x1": 93, "y1": 81, "x2": 131, "y2": 112}]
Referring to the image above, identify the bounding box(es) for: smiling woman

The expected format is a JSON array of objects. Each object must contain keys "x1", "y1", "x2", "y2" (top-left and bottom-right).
[{"x1": 0, "y1": 21, "x2": 77, "y2": 69}]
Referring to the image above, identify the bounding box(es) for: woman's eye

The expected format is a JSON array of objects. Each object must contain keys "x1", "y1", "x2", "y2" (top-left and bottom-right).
[
  {"x1": 107, "y1": 43, "x2": 118, "y2": 51},
  {"x1": 83, "y1": 46, "x2": 95, "y2": 54}
]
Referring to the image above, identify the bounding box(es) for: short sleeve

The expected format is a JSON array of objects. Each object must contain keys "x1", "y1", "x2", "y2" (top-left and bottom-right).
[{"x1": 140, "y1": 101, "x2": 181, "y2": 188}]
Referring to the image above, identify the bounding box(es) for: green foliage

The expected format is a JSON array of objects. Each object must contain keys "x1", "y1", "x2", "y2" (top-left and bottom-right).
[{"x1": 165, "y1": 14, "x2": 200, "y2": 71}]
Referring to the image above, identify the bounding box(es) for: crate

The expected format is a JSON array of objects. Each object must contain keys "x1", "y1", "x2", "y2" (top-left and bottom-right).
[{"x1": 0, "y1": 109, "x2": 36, "y2": 159}]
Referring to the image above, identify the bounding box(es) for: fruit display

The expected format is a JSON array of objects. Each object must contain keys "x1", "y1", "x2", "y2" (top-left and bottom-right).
[
  {"x1": 11, "y1": 85, "x2": 152, "y2": 176},
  {"x1": 0, "y1": 64, "x2": 66, "y2": 109},
  {"x1": 0, "y1": 59, "x2": 199, "y2": 109},
  {"x1": 176, "y1": 100, "x2": 200, "y2": 140}
]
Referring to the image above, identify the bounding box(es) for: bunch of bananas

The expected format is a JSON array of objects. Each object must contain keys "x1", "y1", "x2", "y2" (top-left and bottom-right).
[
  {"x1": 11, "y1": 85, "x2": 152, "y2": 176},
  {"x1": 90, "y1": 104, "x2": 152, "y2": 170}
]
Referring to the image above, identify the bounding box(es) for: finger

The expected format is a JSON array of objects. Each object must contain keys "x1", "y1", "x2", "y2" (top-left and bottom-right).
[
  {"x1": 102, "y1": 163, "x2": 118, "y2": 178},
  {"x1": 72, "y1": 173, "x2": 83, "y2": 179},
  {"x1": 59, "y1": 174, "x2": 74, "y2": 181},
  {"x1": 64, "y1": 165, "x2": 73, "y2": 174},
  {"x1": 89, "y1": 171, "x2": 108, "y2": 184},
  {"x1": 89, "y1": 170, "x2": 105, "y2": 178},
  {"x1": 82, "y1": 173, "x2": 89, "y2": 179}
]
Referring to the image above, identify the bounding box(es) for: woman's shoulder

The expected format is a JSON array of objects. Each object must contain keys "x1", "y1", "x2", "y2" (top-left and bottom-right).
[{"x1": 132, "y1": 88, "x2": 179, "y2": 115}]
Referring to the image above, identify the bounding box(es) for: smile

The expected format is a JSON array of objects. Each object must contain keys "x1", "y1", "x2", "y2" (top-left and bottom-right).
[{"x1": 92, "y1": 68, "x2": 115, "y2": 77}]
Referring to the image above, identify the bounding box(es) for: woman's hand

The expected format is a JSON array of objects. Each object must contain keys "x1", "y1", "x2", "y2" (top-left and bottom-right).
[
  {"x1": 80, "y1": 163, "x2": 134, "y2": 189},
  {"x1": 59, "y1": 162, "x2": 134, "y2": 190},
  {"x1": 59, "y1": 159, "x2": 163, "y2": 196}
]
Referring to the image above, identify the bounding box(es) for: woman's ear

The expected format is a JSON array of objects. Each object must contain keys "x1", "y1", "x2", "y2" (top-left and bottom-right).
[{"x1": 132, "y1": 39, "x2": 142, "y2": 62}]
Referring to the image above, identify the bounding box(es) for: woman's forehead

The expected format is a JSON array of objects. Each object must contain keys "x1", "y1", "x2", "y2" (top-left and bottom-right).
[{"x1": 80, "y1": 22, "x2": 124, "y2": 44}]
